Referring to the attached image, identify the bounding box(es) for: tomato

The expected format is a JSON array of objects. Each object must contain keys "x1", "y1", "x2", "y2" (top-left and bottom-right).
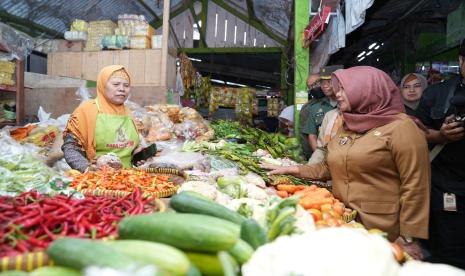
[{"x1": 307, "y1": 208, "x2": 322, "y2": 221}]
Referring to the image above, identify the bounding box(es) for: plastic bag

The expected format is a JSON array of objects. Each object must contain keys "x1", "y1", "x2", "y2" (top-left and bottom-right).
[
  {"x1": 76, "y1": 85, "x2": 92, "y2": 103},
  {"x1": 174, "y1": 119, "x2": 210, "y2": 141},
  {"x1": 0, "y1": 134, "x2": 69, "y2": 196},
  {"x1": 210, "y1": 156, "x2": 239, "y2": 171},
  {"x1": 96, "y1": 153, "x2": 123, "y2": 170},
  {"x1": 142, "y1": 151, "x2": 208, "y2": 171}
]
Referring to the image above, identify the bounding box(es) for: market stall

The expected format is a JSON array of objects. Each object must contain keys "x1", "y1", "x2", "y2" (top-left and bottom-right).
[{"x1": 2, "y1": 107, "x2": 460, "y2": 276}]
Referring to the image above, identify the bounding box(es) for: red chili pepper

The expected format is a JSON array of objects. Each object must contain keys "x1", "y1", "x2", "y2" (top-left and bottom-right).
[{"x1": 15, "y1": 240, "x2": 29, "y2": 253}]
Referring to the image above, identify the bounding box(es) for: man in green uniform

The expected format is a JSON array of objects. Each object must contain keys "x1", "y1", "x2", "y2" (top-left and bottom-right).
[
  {"x1": 302, "y1": 65, "x2": 343, "y2": 154},
  {"x1": 299, "y1": 73, "x2": 323, "y2": 158}
]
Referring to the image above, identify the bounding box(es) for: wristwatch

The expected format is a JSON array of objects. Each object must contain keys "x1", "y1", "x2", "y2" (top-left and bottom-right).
[{"x1": 401, "y1": 236, "x2": 415, "y2": 244}]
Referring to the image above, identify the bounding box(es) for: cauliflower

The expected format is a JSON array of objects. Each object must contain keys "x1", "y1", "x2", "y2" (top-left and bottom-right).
[
  {"x1": 177, "y1": 181, "x2": 217, "y2": 200},
  {"x1": 293, "y1": 205, "x2": 315, "y2": 234},
  {"x1": 242, "y1": 228, "x2": 400, "y2": 276},
  {"x1": 226, "y1": 198, "x2": 266, "y2": 223},
  {"x1": 244, "y1": 172, "x2": 266, "y2": 188},
  {"x1": 399, "y1": 261, "x2": 465, "y2": 276},
  {"x1": 245, "y1": 184, "x2": 269, "y2": 202}
]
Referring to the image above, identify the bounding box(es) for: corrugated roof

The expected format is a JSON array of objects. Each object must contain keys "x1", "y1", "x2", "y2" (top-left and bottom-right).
[{"x1": 0, "y1": 0, "x2": 183, "y2": 34}]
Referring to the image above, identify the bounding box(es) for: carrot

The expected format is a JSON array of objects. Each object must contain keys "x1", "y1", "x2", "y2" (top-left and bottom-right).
[
  {"x1": 276, "y1": 190, "x2": 289, "y2": 198},
  {"x1": 276, "y1": 184, "x2": 305, "y2": 194}
]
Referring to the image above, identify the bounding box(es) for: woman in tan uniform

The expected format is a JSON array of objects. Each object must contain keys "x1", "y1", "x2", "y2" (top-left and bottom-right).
[{"x1": 262, "y1": 66, "x2": 430, "y2": 260}]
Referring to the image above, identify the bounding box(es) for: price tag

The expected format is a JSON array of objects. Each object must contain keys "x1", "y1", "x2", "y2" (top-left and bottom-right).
[{"x1": 443, "y1": 193, "x2": 457, "y2": 212}]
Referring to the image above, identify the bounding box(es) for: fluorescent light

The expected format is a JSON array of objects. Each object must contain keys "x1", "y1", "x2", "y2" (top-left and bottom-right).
[
  {"x1": 376, "y1": 58, "x2": 380, "y2": 62},
  {"x1": 381, "y1": 43, "x2": 384, "y2": 45},
  {"x1": 256, "y1": 85, "x2": 271, "y2": 89},
  {"x1": 214, "y1": 13, "x2": 218, "y2": 37},
  {"x1": 188, "y1": 57, "x2": 202, "y2": 62},
  {"x1": 357, "y1": 51, "x2": 366, "y2": 58},
  {"x1": 358, "y1": 56, "x2": 366, "y2": 62},
  {"x1": 226, "y1": 81, "x2": 247, "y2": 87},
  {"x1": 210, "y1": 79, "x2": 225, "y2": 84},
  {"x1": 366, "y1": 51, "x2": 373, "y2": 56},
  {"x1": 374, "y1": 45, "x2": 380, "y2": 50},
  {"x1": 368, "y1": 43, "x2": 377, "y2": 49}
]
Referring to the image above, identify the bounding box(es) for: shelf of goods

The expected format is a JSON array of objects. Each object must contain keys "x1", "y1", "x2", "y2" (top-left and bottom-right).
[{"x1": 0, "y1": 44, "x2": 24, "y2": 127}]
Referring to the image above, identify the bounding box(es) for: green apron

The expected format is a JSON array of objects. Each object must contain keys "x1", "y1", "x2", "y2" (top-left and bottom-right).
[{"x1": 94, "y1": 98, "x2": 139, "y2": 168}]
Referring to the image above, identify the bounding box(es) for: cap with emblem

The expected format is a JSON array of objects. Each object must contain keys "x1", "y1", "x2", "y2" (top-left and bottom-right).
[{"x1": 320, "y1": 65, "x2": 344, "y2": 80}]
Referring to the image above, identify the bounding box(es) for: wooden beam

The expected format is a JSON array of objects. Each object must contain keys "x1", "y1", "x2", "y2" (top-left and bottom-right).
[
  {"x1": 246, "y1": 0, "x2": 256, "y2": 20},
  {"x1": 179, "y1": 47, "x2": 283, "y2": 54},
  {"x1": 210, "y1": 0, "x2": 286, "y2": 46},
  {"x1": 200, "y1": 0, "x2": 209, "y2": 48},
  {"x1": 188, "y1": 1, "x2": 208, "y2": 48},
  {"x1": 151, "y1": 4, "x2": 189, "y2": 29},
  {"x1": 0, "y1": 11, "x2": 63, "y2": 38},
  {"x1": 293, "y1": 0, "x2": 309, "y2": 134},
  {"x1": 193, "y1": 62, "x2": 280, "y2": 83},
  {"x1": 160, "y1": 0, "x2": 171, "y2": 87}
]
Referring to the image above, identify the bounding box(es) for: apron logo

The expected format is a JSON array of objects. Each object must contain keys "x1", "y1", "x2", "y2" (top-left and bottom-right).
[{"x1": 106, "y1": 126, "x2": 135, "y2": 149}]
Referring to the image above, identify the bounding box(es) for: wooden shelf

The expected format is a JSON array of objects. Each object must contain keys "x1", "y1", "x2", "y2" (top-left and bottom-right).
[
  {"x1": 0, "y1": 121, "x2": 16, "y2": 127},
  {"x1": 0, "y1": 84, "x2": 17, "y2": 92}
]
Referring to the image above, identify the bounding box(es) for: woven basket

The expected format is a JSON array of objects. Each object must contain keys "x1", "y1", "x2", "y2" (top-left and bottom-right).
[
  {"x1": 77, "y1": 168, "x2": 185, "y2": 198},
  {"x1": 0, "y1": 251, "x2": 53, "y2": 272}
]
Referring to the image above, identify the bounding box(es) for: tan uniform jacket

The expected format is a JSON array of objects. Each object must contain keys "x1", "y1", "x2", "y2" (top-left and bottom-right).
[{"x1": 298, "y1": 114, "x2": 431, "y2": 241}]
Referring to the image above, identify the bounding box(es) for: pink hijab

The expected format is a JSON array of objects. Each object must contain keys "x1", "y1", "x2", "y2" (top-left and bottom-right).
[{"x1": 331, "y1": 66, "x2": 407, "y2": 133}]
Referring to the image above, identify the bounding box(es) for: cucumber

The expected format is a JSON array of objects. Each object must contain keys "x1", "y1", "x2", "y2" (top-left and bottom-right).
[
  {"x1": 227, "y1": 239, "x2": 254, "y2": 265},
  {"x1": 217, "y1": 251, "x2": 239, "y2": 276},
  {"x1": 47, "y1": 238, "x2": 134, "y2": 270},
  {"x1": 118, "y1": 213, "x2": 240, "y2": 253},
  {"x1": 186, "y1": 265, "x2": 202, "y2": 276},
  {"x1": 240, "y1": 219, "x2": 267, "y2": 249},
  {"x1": 170, "y1": 191, "x2": 246, "y2": 224},
  {"x1": 105, "y1": 240, "x2": 190, "y2": 276},
  {"x1": 0, "y1": 272, "x2": 29, "y2": 276},
  {"x1": 185, "y1": 252, "x2": 223, "y2": 276},
  {"x1": 30, "y1": 267, "x2": 81, "y2": 276}
]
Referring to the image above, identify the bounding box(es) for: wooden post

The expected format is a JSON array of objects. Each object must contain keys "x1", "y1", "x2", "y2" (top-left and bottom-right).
[
  {"x1": 293, "y1": 0, "x2": 310, "y2": 135},
  {"x1": 160, "y1": 0, "x2": 171, "y2": 87}
]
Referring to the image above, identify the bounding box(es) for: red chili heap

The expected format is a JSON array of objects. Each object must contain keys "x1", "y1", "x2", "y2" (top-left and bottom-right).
[{"x1": 0, "y1": 188, "x2": 157, "y2": 257}]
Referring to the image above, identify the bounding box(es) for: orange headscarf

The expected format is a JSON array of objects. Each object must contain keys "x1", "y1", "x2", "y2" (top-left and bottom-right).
[{"x1": 63, "y1": 65, "x2": 132, "y2": 161}]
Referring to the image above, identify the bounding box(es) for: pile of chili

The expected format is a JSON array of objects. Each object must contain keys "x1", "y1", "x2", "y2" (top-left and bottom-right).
[
  {"x1": 0, "y1": 188, "x2": 156, "y2": 257},
  {"x1": 70, "y1": 168, "x2": 175, "y2": 194}
]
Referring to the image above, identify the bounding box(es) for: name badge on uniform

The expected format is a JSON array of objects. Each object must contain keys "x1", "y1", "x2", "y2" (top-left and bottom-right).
[{"x1": 443, "y1": 193, "x2": 457, "y2": 212}]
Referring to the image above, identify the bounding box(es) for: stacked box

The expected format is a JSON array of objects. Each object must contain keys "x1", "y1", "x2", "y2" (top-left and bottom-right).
[
  {"x1": 152, "y1": 35, "x2": 163, "y2": 48},
  {"x1": 116, "y1": 14, "x2": 154, "y2": 49},
  {"x1": 0, "y1": 60, "x2": 15, "y2": 86},
  {"x1": 84, "y1": 20, "x2": 116, "y2": 51}
]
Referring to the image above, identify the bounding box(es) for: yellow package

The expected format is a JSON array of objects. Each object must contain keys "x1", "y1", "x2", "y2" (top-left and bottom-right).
[
  {"x1": 0, "y1": 61, "x2": 16, "y2": 74},
  {"x1": 22, "y1": 125, "x2": 59, "y2": 147},
  {"x1": 70, "y1": 19, "x2": 89, "y2": 32}
]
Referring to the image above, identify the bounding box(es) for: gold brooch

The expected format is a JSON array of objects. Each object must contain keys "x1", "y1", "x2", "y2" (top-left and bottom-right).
[{"x1": 339, "y1": 136, "x2": 349, "y2": 145}]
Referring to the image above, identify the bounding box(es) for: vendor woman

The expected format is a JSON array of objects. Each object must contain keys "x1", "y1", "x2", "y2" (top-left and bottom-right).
[{"x1": 62, "y1": 65, "x2": 140, "y2": 172}]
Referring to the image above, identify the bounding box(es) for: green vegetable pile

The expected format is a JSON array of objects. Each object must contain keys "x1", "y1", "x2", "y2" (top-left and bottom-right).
[
  {"x1": 211, "y1": 120, "x2": 243, "y2": 139},
  {"x1": 0, "y1": 151, "x2": 64, "y2": 196},
  {"x1": 210, "y1": 121, "x2": 305, "y2": 163}
]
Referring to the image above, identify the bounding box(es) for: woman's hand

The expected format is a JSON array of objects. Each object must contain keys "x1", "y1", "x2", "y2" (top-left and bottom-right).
[
  {"x1": 260, "y1": 164, "x2": 299, "y2": 176},
  {"x1": 394, "y1": 237, "x2": 424, "y2": 260}
]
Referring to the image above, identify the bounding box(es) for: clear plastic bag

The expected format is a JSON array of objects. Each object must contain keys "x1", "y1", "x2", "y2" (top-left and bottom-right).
[
  {"x1": 0, "y1": 134, "x2": 68, "y2": 196},
  {"x1": 142, "y1": 151, "x2": 208, "y2": 171}
]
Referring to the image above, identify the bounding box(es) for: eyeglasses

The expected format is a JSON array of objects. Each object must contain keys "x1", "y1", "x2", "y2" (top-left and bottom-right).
[{"x1": 402, "y1": 83, "x2": 422, "y2": 89}]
